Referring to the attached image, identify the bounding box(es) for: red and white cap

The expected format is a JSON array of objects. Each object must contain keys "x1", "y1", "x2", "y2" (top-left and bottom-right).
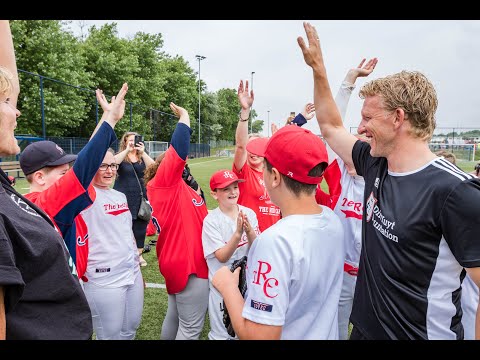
[
  {"x1": 246, "y1": 126, "x2": 328, "y2": 184},
  {"x1": 210, "y1": 169, "x2": 245, "y2": 191}
]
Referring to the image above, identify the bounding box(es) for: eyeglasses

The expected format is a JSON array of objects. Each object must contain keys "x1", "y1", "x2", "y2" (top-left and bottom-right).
[{"x1": 99, "y1": 163, "x2": 119, "y2": 171}]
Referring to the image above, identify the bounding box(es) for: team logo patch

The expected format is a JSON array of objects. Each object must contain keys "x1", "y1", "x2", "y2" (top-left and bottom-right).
[
  {"x1": 365, "y1": 191, "x2": 377, "y2": 222},
  {"x1": 223, "y1": 171, "x2": 234, "y2": 179},
  {"x1": 9, "y1": 193, "x2": 41, "y2": 217},
  {"x1": 251, "y1": 300, "x2": 273, "y2": 312},
  {"x1": 55, "y1": 144, "x2": 64, "y2": 155},
  {"x1": 77, "y1": 233, "x2": 88, "y2": 246},
  {"x1": 192, "y1": 198, "x2": 204, "y2": 206}
]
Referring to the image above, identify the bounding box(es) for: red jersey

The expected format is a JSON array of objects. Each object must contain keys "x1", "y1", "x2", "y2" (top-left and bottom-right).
[
  {"x1": 147, "y1": 145, "x2": 208, "y2": 294},
  {"x1": 25, "y1": 170, "x2": 92, "y2": 281},
  {"x1": 232, "y1": 163, "x2": 280, "y2": 232}
]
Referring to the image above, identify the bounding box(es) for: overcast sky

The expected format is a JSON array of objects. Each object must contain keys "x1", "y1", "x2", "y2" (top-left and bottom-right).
[{"x1": 68, "y1": 20, "x2": 480, "y2": 136}]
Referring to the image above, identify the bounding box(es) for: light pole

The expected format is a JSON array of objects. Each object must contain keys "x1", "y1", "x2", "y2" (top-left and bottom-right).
[
  {"x1": 267, "y1": 110, "x2": 270, "y2": 137},
  {"x1": 196, "y1": 55, "x2": 206, "y2": 144},
  {"x1": 250, "y1": 71, "x2": 255, "y2": 133}
]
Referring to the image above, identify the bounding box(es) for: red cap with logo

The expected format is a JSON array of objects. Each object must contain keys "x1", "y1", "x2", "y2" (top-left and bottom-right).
[
  {"x1": 210, "y1": 169, "x2": 245, "y2": 191},
  {"x1": 246, "y1": 126, "x2": 328, "y2": 184}
]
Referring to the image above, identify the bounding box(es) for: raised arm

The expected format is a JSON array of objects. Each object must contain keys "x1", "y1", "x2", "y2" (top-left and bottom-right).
[
  {"x1": 326, "y1": 57, "x2": 378, "y2": 164},
  {"x1": 170, "y1": 102, "x2": 191, "y2": 160},
  {"x1": 298, "y1": 22, "x2": 357, "y2": 170},
  {"x1": 0, "y1": 21, "x2": 19, "y2": 107},
  {"x1": 335, "y1": 58, "x2": 377, "y2": 121},
  {"x1": 233, "y1": 80, "x2": 254, "y2": 172},
  {"x1": 136, "y1": 142, "x2": 155, "y2": 167}
]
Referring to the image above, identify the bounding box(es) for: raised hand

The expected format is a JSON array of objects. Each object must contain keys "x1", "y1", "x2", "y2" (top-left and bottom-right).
[
  {"x1": 170, "y1": 102, "x2": 190, "y2": 127},
  {"x1": 135, "y1": 141, "x2": 145, "y2": 155},
  {"x1": 301, "y1": 103, "x2": 316, "y2": 120},
  {"x1": 297, "y1": 22, "x2": 324, "y2": 71},
  {"x1": 355, "y1": 58, "x2": 378, "y2": 78},
  {"x1": 237, "y1": 80, "x2": 254, "y2": 110},
  {"x1": 343, "y1": 58, "x2": 378, "y2": 85},
  {"x1": 271, "y1": 123, "x2": 279, "y2": 135},
  {"x1": 106, "y1": 83, "x2": 128, "y2": 126},
  {"x1": 95, "y1": 89, "x2": 113, "y2": 113}
]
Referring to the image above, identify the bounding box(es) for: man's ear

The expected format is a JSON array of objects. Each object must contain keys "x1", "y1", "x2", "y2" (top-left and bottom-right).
[{"x1": 393, "y1": 108, "x2": 405, "y2": 130}]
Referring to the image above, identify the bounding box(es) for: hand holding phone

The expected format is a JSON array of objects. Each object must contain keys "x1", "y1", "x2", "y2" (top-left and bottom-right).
[{"x1": 134, "y1": 135, "x2": 144, "y2": 146}]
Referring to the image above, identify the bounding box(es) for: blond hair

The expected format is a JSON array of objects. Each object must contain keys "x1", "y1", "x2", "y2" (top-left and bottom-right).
[
  {"x1": 0, "y1": 66, "x2": 14, "y2": 97},
  {"x1": 118, "y1": 131, "x2": 142, "y2": 163},
  {"x1": 359, "y1": 71, "x2": 438, "y2": 141},
  {"x1": 435, "y1": 150, "x2": 456, "y2": 165}
]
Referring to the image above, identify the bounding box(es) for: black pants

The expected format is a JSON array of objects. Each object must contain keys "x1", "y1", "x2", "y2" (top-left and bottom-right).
[
  {"x1": 350, "y1": 326, "x2": 369, "y2": 340},
  {"x1": 132, "y1": 217, "x2": 149, "y2": 249}
]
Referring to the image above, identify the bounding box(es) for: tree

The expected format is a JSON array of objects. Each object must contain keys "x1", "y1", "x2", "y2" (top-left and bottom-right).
[
  {"x1": 215, "y1": 88, "x2": 239, "y2": 142},
  {"x1": 252, "y1": 119, "x2": 264, "y2": 134},
  {"x1": 11, "y1": 20, "x2": 92, "y2": 137}
]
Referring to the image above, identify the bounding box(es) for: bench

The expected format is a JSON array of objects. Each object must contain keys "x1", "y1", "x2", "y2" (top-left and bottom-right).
[{"x1": 0, "y1": 161, "x2": 24, "y2": 178}]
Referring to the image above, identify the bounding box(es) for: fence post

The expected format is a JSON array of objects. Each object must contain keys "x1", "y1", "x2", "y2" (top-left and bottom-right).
[
  {"x1": 129, "y1": 103, "x2": 133, "y2": 131},
  {"x1": 40, "y1": 76, "x2": 46, "y2": 138}
]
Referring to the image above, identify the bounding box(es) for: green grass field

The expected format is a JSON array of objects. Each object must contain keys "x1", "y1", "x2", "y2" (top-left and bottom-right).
[{"x1": 11, "y1": 158, "x2": 479, "y2": 340}]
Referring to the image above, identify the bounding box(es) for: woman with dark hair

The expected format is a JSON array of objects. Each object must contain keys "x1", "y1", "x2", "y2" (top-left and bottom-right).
[{"x1": 113, "y1": 131, "x2": 155, "y2": 267}]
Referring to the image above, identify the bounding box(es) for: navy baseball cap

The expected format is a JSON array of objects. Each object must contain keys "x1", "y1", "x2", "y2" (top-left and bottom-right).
[{"x1": 19, "y1": 141, "x2": 77, "y2": 175}]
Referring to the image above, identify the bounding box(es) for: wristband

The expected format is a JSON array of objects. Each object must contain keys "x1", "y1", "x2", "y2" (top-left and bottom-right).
[{"x1": 239, "y1": 114, "x2": 249, "y2": 122}]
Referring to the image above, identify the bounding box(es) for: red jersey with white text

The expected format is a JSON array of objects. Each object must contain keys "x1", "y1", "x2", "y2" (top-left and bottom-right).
[
  {"x1": 147, "y1": 145, "x2": 208, "y2": 294},
  {"x1": 233, "y1": 163, "x2": 280, "y2": 232},
  {"x1": 23, "y1": 122, "x2": 116, "y2": 280}
]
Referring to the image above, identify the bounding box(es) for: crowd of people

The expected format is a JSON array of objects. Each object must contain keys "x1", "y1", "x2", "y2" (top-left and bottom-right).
[{"x1": 1, "y1": 19, "x2": 480, "y2": 340}]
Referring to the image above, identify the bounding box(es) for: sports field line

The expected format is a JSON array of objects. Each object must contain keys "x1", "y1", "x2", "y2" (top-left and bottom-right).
[
  {"x1": 146, "y1": 282, "x2": 166, "y2": 289},
  {"x1": 188, "y1": 157, "x2": 230, "y2": 166}
]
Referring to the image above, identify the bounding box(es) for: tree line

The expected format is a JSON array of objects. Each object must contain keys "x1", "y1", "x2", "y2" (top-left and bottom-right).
[{"x1": 11, "y1": 20, "x2": 264, "y2": 142}]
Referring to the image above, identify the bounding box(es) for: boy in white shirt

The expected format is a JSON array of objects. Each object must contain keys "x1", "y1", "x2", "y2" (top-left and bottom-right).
[
  {"x1": 213, "y1": 126, "x2": 345, "y2": 340},
  {"x1": 202, "y1": 169, "x2": 259, "y2": 340}
]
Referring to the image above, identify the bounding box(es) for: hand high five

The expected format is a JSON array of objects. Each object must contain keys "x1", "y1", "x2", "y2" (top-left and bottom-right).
[
  {"x1": 170, "y1": 102, "x2": 191, "y2": 127},
  {"x1": 302, "y1": 103, "x2": 316, "y2": 121},
  {"x1": 297, "y1": 22, "x2": 324, "y2": 71},
  {"x1": 104, "y1": 83, "x2": 128, "y2": 127},
  {"x1": 237, "y1": 80, "x2": 254, "y2": 110}
]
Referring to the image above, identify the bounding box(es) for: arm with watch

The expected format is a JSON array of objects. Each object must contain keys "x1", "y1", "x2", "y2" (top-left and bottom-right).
[{"x1": 233, "y1": 80, "x2": 254, "y2": 172}]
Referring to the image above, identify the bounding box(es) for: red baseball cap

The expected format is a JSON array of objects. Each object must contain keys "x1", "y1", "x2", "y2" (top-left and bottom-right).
[
  {"x1": 210, "y1": 169, "x2": 245, "y2": 191},
  {"x1": 246, "y1": 137, "x2": 269, "y2": 156},
  {"x1": 247, "y1": 126, "x2": 328, "y2": 184}
]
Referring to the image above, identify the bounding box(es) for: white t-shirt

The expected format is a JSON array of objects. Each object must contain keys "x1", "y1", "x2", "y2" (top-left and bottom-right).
[
  {"x1": 81, "y1": 187, "x2": 140, "y2": 287},
  {"x1": 242, "y1": 206, "x2": 345, "y2": 339},
  {"x1": 330, "y1": 157, "x2": 365, "y2": 268},
  {"x1": 202, "y1": 205, "x2": 259, "y2": 340}
]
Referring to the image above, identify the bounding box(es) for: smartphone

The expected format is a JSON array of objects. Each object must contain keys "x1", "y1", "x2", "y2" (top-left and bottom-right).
[{"x1": 134, "y1": 135, "x2": 144, "y2": 146}]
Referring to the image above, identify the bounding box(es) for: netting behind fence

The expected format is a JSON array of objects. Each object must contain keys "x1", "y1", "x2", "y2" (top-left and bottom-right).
[
  {"x1": 145, "y1": 141, "x2": 169, "y2": 160},
  {"x1": 429, "y1": 143, "x2": 476, "y2": 162}
]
